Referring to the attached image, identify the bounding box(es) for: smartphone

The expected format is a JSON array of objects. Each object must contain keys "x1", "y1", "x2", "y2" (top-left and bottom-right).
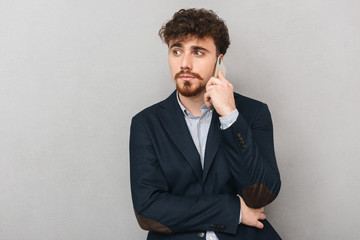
[{"x1": 214, "y1": 56, "x2": 227, "y2": 77}]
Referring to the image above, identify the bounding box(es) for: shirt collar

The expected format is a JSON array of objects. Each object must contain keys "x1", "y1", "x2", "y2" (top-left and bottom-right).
[{"x1": 176, "y1": 91, "x2": 213, "y2": 117}]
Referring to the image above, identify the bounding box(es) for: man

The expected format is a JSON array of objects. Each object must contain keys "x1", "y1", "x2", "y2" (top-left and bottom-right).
[{"x1": 130, "y1": 8, "x2": 281, "y2": 240}]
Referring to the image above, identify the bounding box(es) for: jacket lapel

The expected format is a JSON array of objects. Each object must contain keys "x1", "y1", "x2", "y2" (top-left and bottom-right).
[
  {"x1": 157, "y1": 91, "x2": 203, "y2": 183},
  {"x1": 203, "y1": 110, "x2": 221, "y2": 183}
]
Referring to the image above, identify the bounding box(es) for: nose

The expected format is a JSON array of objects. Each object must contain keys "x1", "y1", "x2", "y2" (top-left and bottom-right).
[{"x1": 180, "y1": 53, "x2": 192, "y2": 71}]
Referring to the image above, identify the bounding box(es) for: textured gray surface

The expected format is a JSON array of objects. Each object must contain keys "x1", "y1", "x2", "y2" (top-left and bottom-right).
[{"x1": 1, "y1": 0, "x2": 359, "y2": 239}]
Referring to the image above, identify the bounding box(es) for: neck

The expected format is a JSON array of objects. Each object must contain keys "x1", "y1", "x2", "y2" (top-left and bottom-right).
[{"x1": 178, "y1": 91, "x2": 205, "y2": 117}]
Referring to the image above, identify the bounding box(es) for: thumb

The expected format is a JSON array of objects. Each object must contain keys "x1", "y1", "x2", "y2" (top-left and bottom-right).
[
  {"x1": 256, "y1": 221, "x2": 264, "y2": 229},
  {"x1": 218, "y1": 70, "x2": 225, "y2": 80},
  {"x1": 204, "y1": 92, "x2": 212, "y2": 108}
]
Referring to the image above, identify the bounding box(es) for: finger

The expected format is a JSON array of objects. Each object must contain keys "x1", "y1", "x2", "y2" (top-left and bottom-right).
[
  {"x1": 259, "y1": 213, "x2": 266, "y2": 220},
  {"x1": 204, "y1": 92, "x2": 212, "y2": 108},
  {"x1": 206, "y1": 77, "x2": 216, "y2": 88},
  {"x1": 206, "y1": 78, "x2": 212, "y2": 86},
  {"x1": 207, "y1": 77, "x2": 224, "y2": 86},
  {"x1": 256, "y1": 221, "x2": 264, "y2": 229},
  {"x1": 205, "y1": 99, "x2": 211, "y2": 108},
  {"x1": 218, "y1": 70, "x2": 226, "y2": 81},
  {"x1": 205, "y1": 85, "x2": 216, "y2": 91}
]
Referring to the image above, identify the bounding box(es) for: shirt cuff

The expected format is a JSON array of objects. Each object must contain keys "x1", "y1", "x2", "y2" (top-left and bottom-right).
[
  {"x1": 237, "y1": 194, "x2": 242, "y2": 224},
  {"x1": 239, "y1": 202, "x2": 242, "y2": 224},
  {"x1": 219, "y1": 109, "x2": 239, "y2": 130}
]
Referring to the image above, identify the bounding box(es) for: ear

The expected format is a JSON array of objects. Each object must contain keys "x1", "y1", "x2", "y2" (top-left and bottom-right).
[{"x1": 217, "y1": 54, "x2": 224, "y2": 65}]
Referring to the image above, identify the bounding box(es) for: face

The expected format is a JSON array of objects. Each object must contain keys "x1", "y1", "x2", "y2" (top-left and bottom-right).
[{"x1": 168, "y1": 36, "x2": 218, "y2": 97}]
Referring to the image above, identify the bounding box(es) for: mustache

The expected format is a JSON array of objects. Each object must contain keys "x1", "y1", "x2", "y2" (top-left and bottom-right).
[{"x1": 175, "y1": 70, "x2": 203, "y2": 80}]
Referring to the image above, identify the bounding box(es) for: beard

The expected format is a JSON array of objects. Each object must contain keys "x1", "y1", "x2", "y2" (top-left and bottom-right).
[{"x1": 175, "y1": 71, "x2": 205, "y2": 97}]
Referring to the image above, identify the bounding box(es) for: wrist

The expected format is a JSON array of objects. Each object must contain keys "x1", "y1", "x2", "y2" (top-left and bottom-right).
[
  {"x1": 219, "y1": 109, "x2": 239, "y2": 130},
  {"x1": 220, "y1": 106, "x2": 235, "y2": 117}
]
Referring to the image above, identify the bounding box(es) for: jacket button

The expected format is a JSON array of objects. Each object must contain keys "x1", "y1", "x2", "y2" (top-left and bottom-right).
[
  {"x1": 236, "y1": 133, "x2": 242, "y2": 140},
  {"x1": 198, "y1": 232, "x2": 205, "y2": 238},
  {"x1": 236, "y1": 133, "x2": 245, "y2": 144}
]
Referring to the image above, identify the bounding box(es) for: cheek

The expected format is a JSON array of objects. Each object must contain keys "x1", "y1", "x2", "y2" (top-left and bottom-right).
[
  {"x1": 201, "y1": 59, "x2": 215, "y2": 71},
  {"x1": 169, "y1": 57, "x2": 180, "y2": 69},
  {"x1": 201, "y1": 62, "x2": 216, "y2": 78},
  {"x1": 168, "y1": 60, "x2": 177, "y2": 76}
]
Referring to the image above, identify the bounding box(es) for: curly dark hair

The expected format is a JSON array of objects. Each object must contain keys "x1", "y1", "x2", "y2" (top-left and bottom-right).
[{"x1": 159, "y1": 8, "x2": 230, "y2": 55}]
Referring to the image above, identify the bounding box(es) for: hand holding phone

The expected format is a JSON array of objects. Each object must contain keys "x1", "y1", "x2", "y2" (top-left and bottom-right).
[{"x1": 205, "y1": 56, "x2": 235, "y2": 116}]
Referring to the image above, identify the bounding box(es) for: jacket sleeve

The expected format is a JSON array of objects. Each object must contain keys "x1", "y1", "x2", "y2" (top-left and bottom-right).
[
  {"x1": 220, "y1": 103, "x2": 281, "y2": 208},
  {"x1": 129, "y1": 116, "x2": 240, "y2": 234}
]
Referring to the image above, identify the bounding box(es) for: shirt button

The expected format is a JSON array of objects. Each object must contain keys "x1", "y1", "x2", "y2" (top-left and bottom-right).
[
  {"x1": 198, "y1": 232, "x2": 205, "y2": 238},
  {"x1": 209, "y1": 236, "x2": 214, "y2": 240},
  {"x1": 200, "y1": 120, "x2": 203, "y2": 123}
]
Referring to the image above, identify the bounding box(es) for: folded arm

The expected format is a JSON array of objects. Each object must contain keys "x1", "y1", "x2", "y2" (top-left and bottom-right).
[
  {"x1": 130, "y1": 116, "x2": 240, "y2": 234},
  {"x1": 220, "y1": 103, "x2": 281, "y2": 208}
]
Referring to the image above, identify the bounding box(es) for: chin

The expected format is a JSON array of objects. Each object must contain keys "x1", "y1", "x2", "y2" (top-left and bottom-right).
[{"x1": 176, "y1": 82, "x2": 204, "y2": 97}]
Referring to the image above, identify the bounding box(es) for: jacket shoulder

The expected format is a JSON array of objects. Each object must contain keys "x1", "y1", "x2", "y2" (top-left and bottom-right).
[
  {"x1": 233, "y1": 92, "x2": 272, "y2": 126},
  {"x1": 131, "y1": 92, "x2": 174, "y2": 123},
  {"x1": 234, "y1": 92, "x2": 267, "y2": 110},
  {"x1": 132, "y1": 102, "x2": 161, "y2": 124}
]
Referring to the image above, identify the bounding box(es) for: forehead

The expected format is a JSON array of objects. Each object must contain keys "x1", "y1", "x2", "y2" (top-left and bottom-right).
[{"x1": 169, "y1": 36, "x2": 216, "y2": 50}]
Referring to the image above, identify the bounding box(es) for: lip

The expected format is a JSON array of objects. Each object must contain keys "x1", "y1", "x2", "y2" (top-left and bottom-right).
[{"x1": 179, "y1": 75, "x2": 196, "y2": 81}]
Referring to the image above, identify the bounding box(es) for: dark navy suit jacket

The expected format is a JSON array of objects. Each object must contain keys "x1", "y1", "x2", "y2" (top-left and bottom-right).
[{"x1": 130, "y1": 91, "x2": 282, "y2": 240}]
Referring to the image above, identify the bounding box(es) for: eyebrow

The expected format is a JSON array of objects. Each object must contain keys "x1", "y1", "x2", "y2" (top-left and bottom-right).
[
  {"x1": 192, "y1": 46, "x2": 209, "y2": 52},
  {"x1": 169, "y1": 43, "x2": 210, "y2": 53},
  {"x1": 169, "y1": 42, "x2": 183, "y2": 49}
]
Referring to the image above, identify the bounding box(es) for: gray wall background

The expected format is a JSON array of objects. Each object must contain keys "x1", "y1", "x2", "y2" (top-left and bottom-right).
[{"x1": 1, "y1": 0, "x2": 359, "y2": 239}]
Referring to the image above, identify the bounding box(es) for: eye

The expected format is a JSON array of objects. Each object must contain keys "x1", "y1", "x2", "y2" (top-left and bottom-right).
[
  {"x1": 173, "y1": 50, "x2": 181, "y2": 55},
  {"x1": 194, "y1": 51, "x2": 204, "y2": 56}
]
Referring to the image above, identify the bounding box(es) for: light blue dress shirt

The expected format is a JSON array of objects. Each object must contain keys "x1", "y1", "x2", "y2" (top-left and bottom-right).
[{"x1": 176, "y1": 93, "x2": 240, "y2": 240}]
